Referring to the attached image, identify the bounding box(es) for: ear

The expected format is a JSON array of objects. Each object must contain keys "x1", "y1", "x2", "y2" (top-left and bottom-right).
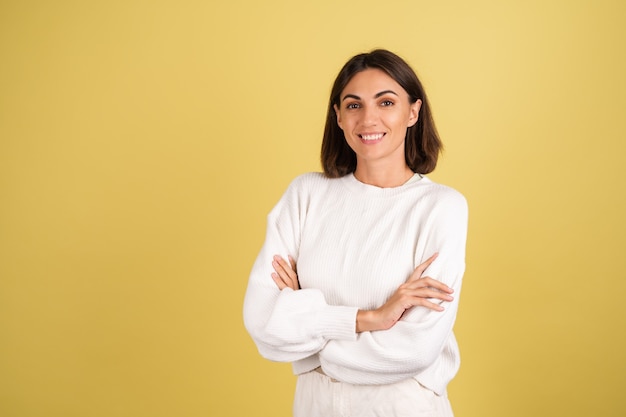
[
  {"x1": 408, "y1": 99, "x2": 422, "y2": 127},
  {"x1": 333, "y1": 104, "x2": 343, "y2": 129}
]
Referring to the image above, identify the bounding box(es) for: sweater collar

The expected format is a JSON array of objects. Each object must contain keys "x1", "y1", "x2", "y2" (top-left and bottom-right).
[{"x1": 340, "y1": 172, "x2": 428, "y2": 198}]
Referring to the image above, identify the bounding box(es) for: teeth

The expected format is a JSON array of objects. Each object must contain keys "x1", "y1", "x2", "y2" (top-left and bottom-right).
[{"x1": 361, "y1": 133, "x2": 384, "y2": 141}]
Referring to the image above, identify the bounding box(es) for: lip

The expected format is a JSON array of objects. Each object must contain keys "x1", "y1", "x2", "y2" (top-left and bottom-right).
[{"x1": 358, "y1": 132, "x2": 385, "y2": 143}]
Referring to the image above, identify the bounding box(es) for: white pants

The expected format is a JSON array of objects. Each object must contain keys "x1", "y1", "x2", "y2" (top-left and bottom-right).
[{"x1": 293, "y1": 369, "x2": 454, "y2": 417}]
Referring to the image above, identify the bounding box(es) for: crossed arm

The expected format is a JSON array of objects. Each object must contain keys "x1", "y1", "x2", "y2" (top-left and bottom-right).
[{"x1": 270, "y1": 253, "x2": 454, "y2": 333}]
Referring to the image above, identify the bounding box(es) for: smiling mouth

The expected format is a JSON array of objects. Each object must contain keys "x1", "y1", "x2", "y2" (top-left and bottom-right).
[{"x1": 359, "y1": 133, "x2": 385, "y2": 141}]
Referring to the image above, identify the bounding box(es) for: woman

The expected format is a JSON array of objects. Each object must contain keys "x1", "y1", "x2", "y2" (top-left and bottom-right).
[{"x1": 243, "y1": 49, "x2": 468, "y2": 417}]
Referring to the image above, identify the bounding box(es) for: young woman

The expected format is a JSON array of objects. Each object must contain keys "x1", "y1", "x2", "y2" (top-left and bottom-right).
[{"x1": 243, "y1": 49, "x2": 468, "y2": 417}]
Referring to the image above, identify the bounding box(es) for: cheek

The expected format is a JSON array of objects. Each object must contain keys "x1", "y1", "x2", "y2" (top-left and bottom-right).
[{"x1": 391, "y1": 113, "x2": 412, "y2": 129}]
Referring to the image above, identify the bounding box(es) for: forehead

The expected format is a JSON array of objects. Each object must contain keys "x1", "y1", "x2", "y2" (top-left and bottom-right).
[{"x1": 342, "y1": 68, "x2": 407, "y2": 97}]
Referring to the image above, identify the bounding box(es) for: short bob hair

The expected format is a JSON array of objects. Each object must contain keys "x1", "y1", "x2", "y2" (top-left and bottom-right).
[{"x1": 321, "y1": 49, "x2": 442, "y2": 178}]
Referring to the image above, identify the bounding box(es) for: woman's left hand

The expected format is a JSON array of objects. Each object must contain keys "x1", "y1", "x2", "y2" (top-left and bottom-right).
[{"x1": 271, "y1": 255, "x2": 299, "y2": 290}]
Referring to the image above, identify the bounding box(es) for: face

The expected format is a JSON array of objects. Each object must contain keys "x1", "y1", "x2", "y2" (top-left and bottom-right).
[{"x1": 334, "y1": 68, "x2": 421, "y2": 170}]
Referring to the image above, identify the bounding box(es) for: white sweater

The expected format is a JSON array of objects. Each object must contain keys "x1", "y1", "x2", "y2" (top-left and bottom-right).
[{"x1": 243, "y1": 172, "x2": 468, "y2": 395}]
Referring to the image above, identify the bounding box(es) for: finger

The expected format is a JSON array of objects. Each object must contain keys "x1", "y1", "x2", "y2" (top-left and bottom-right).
[
  {"x1": 271, "y1": 258, "x2": 290, "y2": 278},
  {"x1": 288, "y1": 255, "x2": 297, "y2": 273},
  {"x1": 272, "y1": 255, "x2": 301, "y2": 290},
  {"x1": 429, "y1": 279, "x2": 454, "y2": 294},
  {"x1": 400, "y1": 293, "x2": 449, "y2": 311},
  {"x1": 400, "y1": 285, "x2": 454, "y2": 302},
  {"x1": 287, "y1": 256, "x2": 300, "y2": 290},
  {"x1": 421, "y1": 289, "x2": 454, "y2": 302},
  {"x1": 386, "y1": 293, "x2": 446, "y2": 313},
  {"x1": 415, "y1": 299, "x2": 445, "y2": 312},
  {"x1": 403, "y1": 277, "x2": 454, "y2": 292},
  {"x1": 273, "y1": 255, "x2": 297, "y2": 280},
  {"x1": 272, "y1": 260, "x2": 295, "y2": 289},
  {"x1": 271, "y1": 272, "x2": 287, "y2": 290},
  {"x1": 409, "y1": 277, "x2": 454, "y2": 294},
  {"x1": 417, "y1": 253, "x2": 438, "y2": 273},
  {"x1": 409, "y1": 253, "x2": 438, "y2": 281}
]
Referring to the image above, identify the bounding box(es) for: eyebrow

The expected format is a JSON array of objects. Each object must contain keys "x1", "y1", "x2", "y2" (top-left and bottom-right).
[{"x1": 341, "y1": 90, "x2": 399, "y2": 102}]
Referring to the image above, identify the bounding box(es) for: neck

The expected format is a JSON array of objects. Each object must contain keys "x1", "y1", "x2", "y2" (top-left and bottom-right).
[{"x1": 353, "y1": 164, "x2": 414, "y2": 188}]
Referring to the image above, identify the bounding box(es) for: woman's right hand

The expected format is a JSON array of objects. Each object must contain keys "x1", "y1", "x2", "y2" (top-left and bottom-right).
[{"x1": 356, "y1": 253, "x2": 454, "y2": 332}]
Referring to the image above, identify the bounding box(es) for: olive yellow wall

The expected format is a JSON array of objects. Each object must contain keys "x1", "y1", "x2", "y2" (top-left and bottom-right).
[{"x1": 1, "y1": 1, "x2": 624, "y2": 416}]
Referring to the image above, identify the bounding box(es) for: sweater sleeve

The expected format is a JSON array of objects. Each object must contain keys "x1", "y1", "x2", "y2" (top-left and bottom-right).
[
  {"x1": 243, "y1": 176, "x2": 358, "y2": 362},
  {"x1": 317, "y1": 191, "x2": 468, "y2": 387}
]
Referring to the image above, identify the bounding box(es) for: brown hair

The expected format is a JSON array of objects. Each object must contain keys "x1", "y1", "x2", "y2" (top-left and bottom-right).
[{"x1": 321, "y1": 49, "x2": 442, "y2": 177}]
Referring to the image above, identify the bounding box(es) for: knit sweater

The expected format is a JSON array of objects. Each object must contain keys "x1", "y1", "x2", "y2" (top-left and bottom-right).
[{"x1": 243, "y1": 172, "x2": 468, "y2": 395}]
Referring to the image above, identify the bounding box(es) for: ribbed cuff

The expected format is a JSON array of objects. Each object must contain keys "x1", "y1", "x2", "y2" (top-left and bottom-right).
[{"x1": 317, "y1": 305, "x2": 358, "y2": 341}]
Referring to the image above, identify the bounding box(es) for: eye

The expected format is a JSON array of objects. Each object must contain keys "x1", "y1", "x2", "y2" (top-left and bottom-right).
[
  {"x1": 380, "y1": 100, "x2": 394, "y2": 107},
  {"x1": 346, "y1": 102, "x2": 361, "y2": 109}
]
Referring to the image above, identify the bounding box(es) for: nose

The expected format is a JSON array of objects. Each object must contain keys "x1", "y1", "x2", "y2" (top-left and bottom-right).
[{"x1": 361, "y1": 105, "x2": 379, "y2": 126}]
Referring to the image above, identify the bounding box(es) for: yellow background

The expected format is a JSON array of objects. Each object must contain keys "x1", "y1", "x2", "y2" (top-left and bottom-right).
[{"x1": 1, "y1": 0, "x2": 624, "y2": 416}]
